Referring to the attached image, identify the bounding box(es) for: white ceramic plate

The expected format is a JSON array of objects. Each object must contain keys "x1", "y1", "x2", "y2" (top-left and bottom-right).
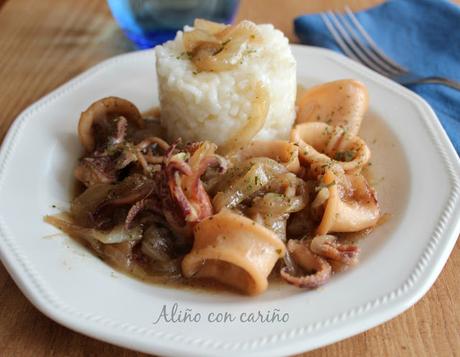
[{"x1": 0, "y1": 45, "x2": 459, "y2": 357}]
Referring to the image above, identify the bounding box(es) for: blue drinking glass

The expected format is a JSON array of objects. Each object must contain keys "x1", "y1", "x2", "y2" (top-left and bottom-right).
[{"x1": 107, "y1": 0, "x2": 240, "y2": 49}]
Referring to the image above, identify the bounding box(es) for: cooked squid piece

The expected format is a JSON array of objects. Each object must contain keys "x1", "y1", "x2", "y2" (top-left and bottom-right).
[
  {"x1": 78, "y1": 96, "x2": 144, "y2": 152},
  {"x1": 137, "y1": 140, "x2": 222, "y2": 231},
  {"x1": 182, "y1": 209, "x2": 286, "y2": 295},
  {"x1": 310, "y1": 234, "x2": 360, "y2": 265},
  {"x1": 229, "y1": 140, "x2": 300, "y2": 174},
  {"x1": 291, "y1": 122, "x2": 371, "y2": 174},
  {"x1": 184, "y1": 19, "x2": 263, "y2": 72},
  {"x1": 280, "y1": 239, "x2": 331, "y2": 289},
  {"x1": 315, "y1": 169, "x2": 380, "y2": 235},
  {"x1": 74, "y1": 97, "x2": 153, "y2": 187},
  {"x1": 296, "y1": 79, "x2": 368, "y2": 137},
  {"x1": 180, "y1": 141, "x2": 227, "y2": 221},
  {"x1": 158, "y1": 141, "x2": 226, "y2": 240}
]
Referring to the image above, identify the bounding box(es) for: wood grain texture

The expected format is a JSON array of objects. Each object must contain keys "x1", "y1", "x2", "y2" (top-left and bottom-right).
[{"x1": 0, "y1": 0, "x2": 458, "y2": 356}]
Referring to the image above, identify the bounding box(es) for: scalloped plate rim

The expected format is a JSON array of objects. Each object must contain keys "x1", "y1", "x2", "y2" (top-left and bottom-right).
[{"x1": 0, "y1": 45, "x2": 459, "y2": 357}]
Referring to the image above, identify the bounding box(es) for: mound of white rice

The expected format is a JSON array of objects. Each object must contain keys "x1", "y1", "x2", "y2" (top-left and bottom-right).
[{"x1": 155, "y1": 21, "x2": 297, "y2": 146}]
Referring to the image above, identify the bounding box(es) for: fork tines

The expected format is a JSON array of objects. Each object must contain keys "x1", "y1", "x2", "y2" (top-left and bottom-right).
[{"x1": 320, "y1": 6, "x2": 407, "y2": 77}]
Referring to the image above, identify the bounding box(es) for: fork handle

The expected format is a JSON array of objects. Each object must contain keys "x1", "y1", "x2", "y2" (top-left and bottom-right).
[{"x1": 399, "y1": 76, "x2": 460, "y2": 91}]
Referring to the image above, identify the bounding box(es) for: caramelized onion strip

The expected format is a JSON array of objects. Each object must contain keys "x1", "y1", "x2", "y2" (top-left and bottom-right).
[
  {"x1": 185, "y1": 20, "x2": 262, "y2": 72},
  {"x1": 218, "y1": 82, "x2": 269, "y2": 155}
]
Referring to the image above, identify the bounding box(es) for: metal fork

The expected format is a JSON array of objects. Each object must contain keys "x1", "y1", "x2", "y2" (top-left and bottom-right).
[{"x1": 320, "y1": 6, "x2": 460, "y2": 91}]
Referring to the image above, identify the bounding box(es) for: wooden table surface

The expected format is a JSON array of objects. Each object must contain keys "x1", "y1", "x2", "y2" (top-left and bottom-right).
[{"x1": 0, "y1": 0, "x2": 459, "y2": 356}]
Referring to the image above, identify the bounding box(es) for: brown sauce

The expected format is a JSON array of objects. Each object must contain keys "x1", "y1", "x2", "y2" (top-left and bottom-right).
[
  {"x1": 49, "y1": 203, "x2": 288, "y2": 295},
  {"x1": 61, "y1": 167, "x2": 385, "y2": 295}
]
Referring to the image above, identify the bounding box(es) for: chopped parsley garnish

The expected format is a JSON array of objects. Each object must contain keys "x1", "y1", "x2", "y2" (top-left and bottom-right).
[{"x1": 334, "y1": 150, "x2": 355, "y2": 162}]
